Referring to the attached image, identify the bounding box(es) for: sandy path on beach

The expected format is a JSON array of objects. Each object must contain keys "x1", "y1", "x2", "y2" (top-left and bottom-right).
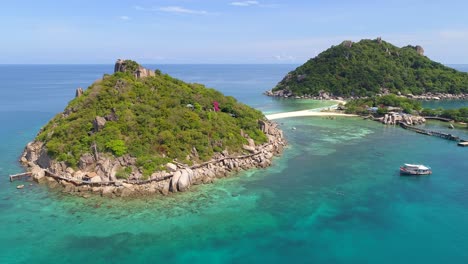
[
  {"x1": 265, "y1": 104, "x2": 357, "y2": 120},
  {"x1": 266, "y1": 110, "x2": 357, "y2": 120}
]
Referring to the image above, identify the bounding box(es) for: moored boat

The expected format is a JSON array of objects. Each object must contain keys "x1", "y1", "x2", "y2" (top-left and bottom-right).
[{"x1": 400, "y1": 164, "x2": 432, "y2": 175}]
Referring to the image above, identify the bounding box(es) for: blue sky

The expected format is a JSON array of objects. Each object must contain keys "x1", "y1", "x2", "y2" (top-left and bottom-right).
[{"x1": 1, "y1": 0, "x2": 468, "y2": 64}]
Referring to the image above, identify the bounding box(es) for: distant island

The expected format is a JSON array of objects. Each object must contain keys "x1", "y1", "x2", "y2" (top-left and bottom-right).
[
  {"x1": 21, "y1": 60, "x2": 286, "y2": 198},
  {"x1": 266, "y1": 38, "x2": 468, "y2": 100}
]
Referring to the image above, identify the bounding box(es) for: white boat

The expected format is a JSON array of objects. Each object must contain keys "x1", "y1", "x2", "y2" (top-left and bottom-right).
[{"x1": 400, "y1": 164, "x2": 432, "y2": 175}]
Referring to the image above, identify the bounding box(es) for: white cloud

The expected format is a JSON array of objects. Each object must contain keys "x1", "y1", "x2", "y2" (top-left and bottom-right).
[
  {"x1": 230, "y1": 1, "x2": 259, "y2": 7},
  {"x1": 273, "y1": 55, "x2": 297, "y2": 61},
  {"x1": 230, "y1": 1, "x2": 279, "y2": 8},
  {"x1": 119, "y1": 16, "x2": 131, "y2": 21},
  {"x1": 437, "y1": 29, "x2": 468, "y2": 40},
  {"x1": 134, "y1": 5, "x2": 158, "y2": 11},
  {"x1": 159, "y1": 6, "x2": 209, "y2": 15}
]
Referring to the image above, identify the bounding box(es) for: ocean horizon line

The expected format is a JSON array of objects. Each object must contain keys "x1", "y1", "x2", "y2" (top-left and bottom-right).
[
  {"x1": 1, "y1": 63, "x2": 468, "y2": 66},
  {"x1": 0, "y1": 62, "x2": 302, "y2": 66}
]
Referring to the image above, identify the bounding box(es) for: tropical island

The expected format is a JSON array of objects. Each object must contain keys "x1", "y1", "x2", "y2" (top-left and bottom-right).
[
  {"x1": 266, "y1": 38, "x2": 468, "y2": 100},
  {"x1": 263, "y1": 38, "x2": 467, "y2": 134},
  {"x1": 20, "y1": 60, "x2": 286, "y2": 198}
]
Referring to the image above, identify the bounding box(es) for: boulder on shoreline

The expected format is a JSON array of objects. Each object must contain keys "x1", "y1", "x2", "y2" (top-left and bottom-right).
[{"x1": 264, "y1": 89, "x2": 468, "y2": 102}]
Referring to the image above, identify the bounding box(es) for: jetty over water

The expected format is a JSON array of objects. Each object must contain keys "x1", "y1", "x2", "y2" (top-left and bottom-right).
[
  {"x1": 399, "y1": 123, "x2": 465, "y2": 142},
  {"x1": 422, "y1": 116, "x2": 454, "y2": 122},
  {"x1": 9, "y1": 172, "x2": 32, "y2": 182}
]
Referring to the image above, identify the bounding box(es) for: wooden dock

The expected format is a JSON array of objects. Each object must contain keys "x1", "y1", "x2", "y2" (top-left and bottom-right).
[
  {"x1": 9, "y1": 172, "x2": 32, "y2": 182},
  {"x1": 423, "y1": 116, "x2": 454, "y2": 122},
  {"x1": 399, "y1": 123, "x2": 463, "y2": 142}
]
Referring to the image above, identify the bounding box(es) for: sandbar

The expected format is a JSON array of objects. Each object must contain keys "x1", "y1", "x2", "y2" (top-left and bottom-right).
[{"x1": 266, "y1": 109, "x2": 357, "y2": 120}]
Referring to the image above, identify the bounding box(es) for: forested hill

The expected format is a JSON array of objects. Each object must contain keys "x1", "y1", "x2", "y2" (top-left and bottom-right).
[
  {"x1": 271, "y1": 38, "x2": 468, "y2": 97},
  {"x1": 36, "y1": 60, "x2": 267, "y2": 174}
]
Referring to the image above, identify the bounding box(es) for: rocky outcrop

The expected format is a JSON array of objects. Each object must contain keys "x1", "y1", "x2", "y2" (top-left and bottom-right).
[
  {"x1": 79, "y1": 153, "x2": 95, "y2": 171},
  {"x1": 406, "y1": 92, "x2": 468, "y2": 100},
  {"x1": 264, "y1": 89, "x2": 293, "y2": 98},
  {"x1": 114, "y1": 59, "x2": 155, "y2": 79},
  {"x1": 104, "y1": 109, "x2": 118, "y2": 122},
  {"x1": 177, "y1": 169, "x2": 191, "y2": 192},
  {"x1": 342, "y1": 40, "x2": 353, "y2": 48},
  {"x1": 381, "y1": 113, "x2": 425, "y2": 125},
  {"x1": 265, "y1": 89, "x2": 468, "y2": 102},
  {"x1": 20, "y1": 120, "x2": 286, "y2": 198},
  {"x1": 135, "y1": 67, "x2": 155, "y2": 79},
  {"x1": 22, "y1": 141, "x2": 51, "y2": 168},
  {"x1": 93, "y1": 116, "x2": 106, "y2": 132},
  {"x1": 415, "y1": 45, "x2": 424, "y2": 56},
  {"x1": 265, "y1": 87, "x2": 343, "y2": 101},
  {"x1": 75, "y1": 87, "x2": 84, "y2": 98}
]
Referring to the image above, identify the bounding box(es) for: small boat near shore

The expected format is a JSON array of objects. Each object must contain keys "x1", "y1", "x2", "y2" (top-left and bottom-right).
[{"x1": 400, "y1": 164, "x2": 432, "y2": 175}]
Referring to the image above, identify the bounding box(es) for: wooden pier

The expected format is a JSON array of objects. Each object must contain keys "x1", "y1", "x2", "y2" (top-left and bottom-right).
[
  {"x1": 399, "y1": 123, "x2": 464, "y2": 142},
  {"x1": 9, "y1": 172, "x2": 32, "y2": 182},
  {"x1": 422, "y1": 116, "x2": 454, "y2": 122}
]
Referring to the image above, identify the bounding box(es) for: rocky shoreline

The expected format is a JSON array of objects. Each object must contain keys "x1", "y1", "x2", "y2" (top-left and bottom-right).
[
  {"x1": 365, "y1": 112, "x2": 426, "y2": 125},
  {"x1": 264, "y1": 89, "x2": 468, "y2": 101},
  {"x1": 20, "y1": 120, "x2": 286, "y2": 198}
]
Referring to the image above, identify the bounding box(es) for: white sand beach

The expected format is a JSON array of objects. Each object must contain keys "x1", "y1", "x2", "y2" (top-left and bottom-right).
[
  {"x1": 266, "y1": 109, "x2": 357, "y2": 120},
  {"x1": 265, "y1": 99, "x2": 356, "y2": 120}
]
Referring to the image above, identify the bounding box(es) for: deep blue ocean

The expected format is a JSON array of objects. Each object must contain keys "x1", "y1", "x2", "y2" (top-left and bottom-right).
[{"x1": 0, "y1": 64, "x2": 467, "y2": 263}]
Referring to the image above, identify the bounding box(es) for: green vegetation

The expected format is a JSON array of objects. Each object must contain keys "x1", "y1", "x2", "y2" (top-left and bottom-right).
[
  {"x1": 345, "y1": 94, "x2": 422, "y2": 115},
  {"x1": 105, "y1": 139, "x2": 127, "y2": 156},
  {"x1": 115, "y1": 167, "x2": 132, "y2": 179},
  {"x1": 273, "y1": 39, "x2": 468, "y2": 97},
  {"x1": 345, "y1": 94, "x2": 467, "y2": 124},
  {"x1": 421, "y1": 107, "x2": 468, "y2": 123},
  {"x1": 36, "y1": 61, "x2": 267, "y2": 173},
  {"x1": 121, "y1": 60, "x2": 139, "y2": 74}
]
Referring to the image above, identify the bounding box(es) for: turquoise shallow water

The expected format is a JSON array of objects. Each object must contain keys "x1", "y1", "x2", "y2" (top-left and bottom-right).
[{"x1": 1, "y1": 65, "x2": 468, "y2": 263}]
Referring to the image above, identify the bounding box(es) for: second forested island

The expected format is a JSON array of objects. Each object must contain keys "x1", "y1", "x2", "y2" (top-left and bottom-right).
[{"x1": 267, "y1": 38, "x2": 468, "y2": 100}]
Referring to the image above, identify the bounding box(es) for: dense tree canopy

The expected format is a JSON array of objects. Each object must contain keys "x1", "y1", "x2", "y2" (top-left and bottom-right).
[
  {"x1": 421, "y1": 107, "x2": 468, "y2": 123},
  {"x1": 344, "y1": 94, "x2": 422, "y2": 115},
  {"x1": 37, "y1": 63, "x2": 267, "y2": 174},
  {"x1": 273, "y1": 39, "x2": 468, "y2": 97},
  {"x1": 345, "y1": 95, "x2": 467, "y2": 124}
]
